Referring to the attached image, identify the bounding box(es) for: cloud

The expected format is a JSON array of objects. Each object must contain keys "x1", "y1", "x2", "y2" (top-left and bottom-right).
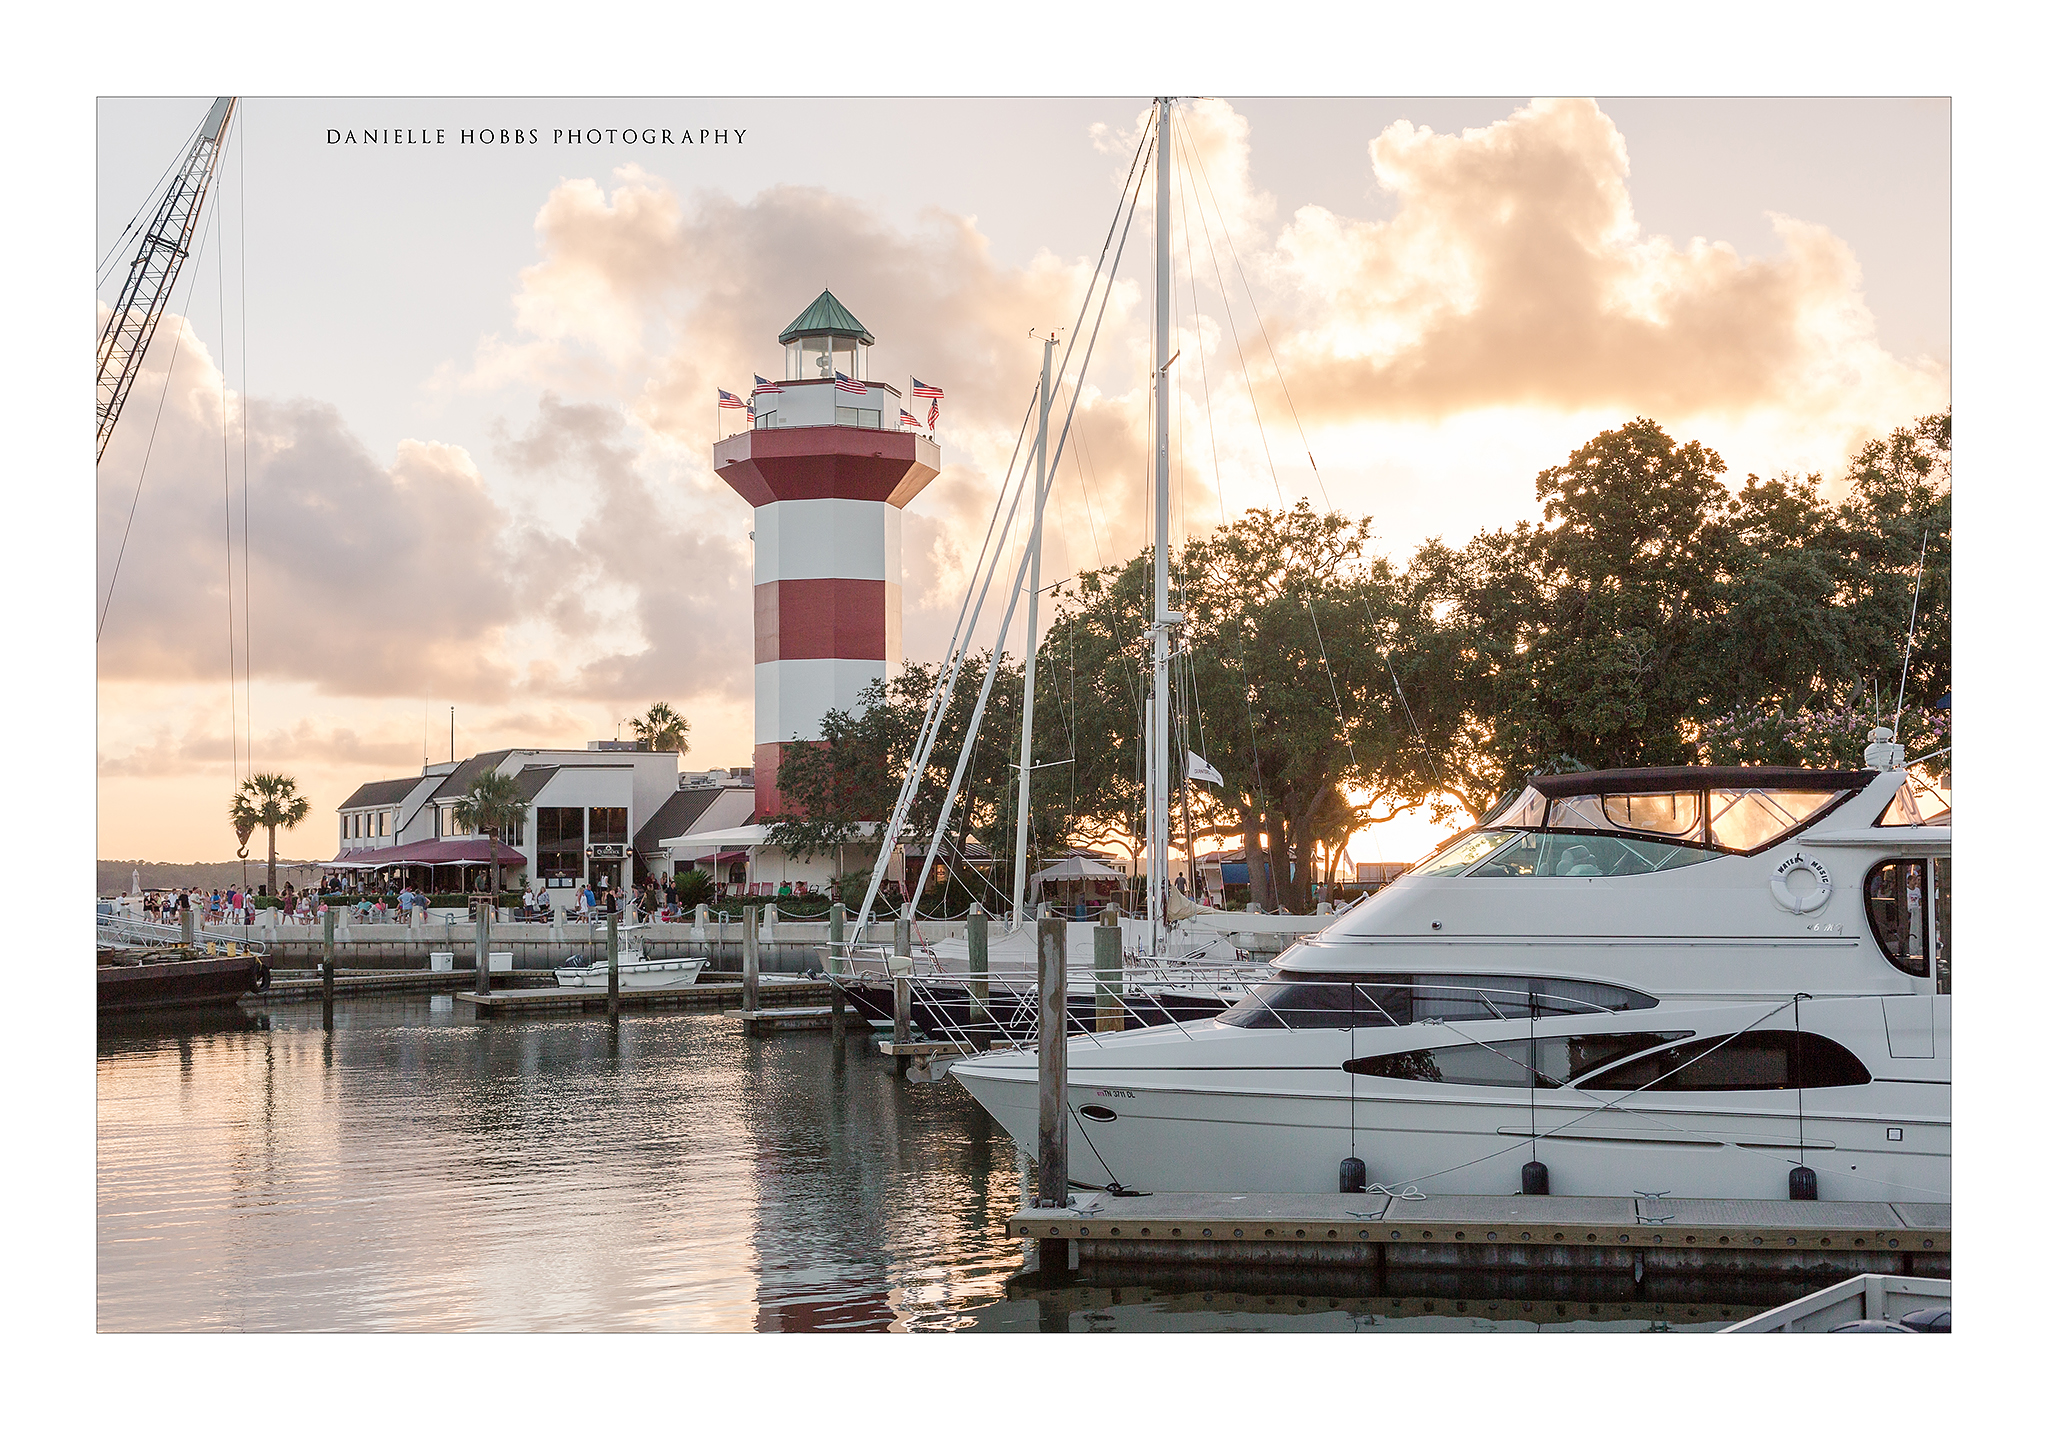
[
  {"x1": 1264, "y1": 97, "x2": 1947, "y2": 428},
  {"x1": 97, "y1": 317, "x2": 531, "y2": 701}
]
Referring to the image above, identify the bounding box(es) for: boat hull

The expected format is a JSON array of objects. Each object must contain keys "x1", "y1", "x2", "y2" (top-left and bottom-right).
[
  {"x1": 554, "y1": 958, "x2": 707, "y2": 990},
  {"x1": 951, "y1": 1001, "x2": 1952, "y2": 1203},
  {"x1": 98, "y1": 955, "x2": 267, "y2": 1015}
]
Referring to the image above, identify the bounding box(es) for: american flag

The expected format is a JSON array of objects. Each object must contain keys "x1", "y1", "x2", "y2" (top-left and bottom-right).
[
  {"x1": 927, "y1": 399, "x2": 940, "y2": 431},
  {"x1": 752, "y1": 373, "x2": 782, "y2": 395},
  {"x1": 833, "y1": 370, "x2": 867, "y2": 394},
  {"x1": 717, "y1": 388, "x2": 747, "y2": 410},
  {"x1": 898, "y1": 408, "x2": 921, "y2": 429},
  {"x1": 911, "y1": 376, "x2": 945, "y2": 400}
]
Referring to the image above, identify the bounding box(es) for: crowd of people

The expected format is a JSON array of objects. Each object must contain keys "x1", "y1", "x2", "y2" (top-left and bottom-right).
[{"x1": 122, "y1": 870, "x2": 840, "y2": 930}]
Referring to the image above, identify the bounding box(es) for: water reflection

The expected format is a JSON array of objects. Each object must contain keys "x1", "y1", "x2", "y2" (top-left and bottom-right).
[{"x1": 97, "y1": 997, "x2": 1024, "y2": 1331}]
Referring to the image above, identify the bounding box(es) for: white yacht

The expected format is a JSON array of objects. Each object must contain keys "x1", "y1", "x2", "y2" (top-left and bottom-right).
[{"x1": 952, "y1": 753, "x2": 1951, "y2": 1203}]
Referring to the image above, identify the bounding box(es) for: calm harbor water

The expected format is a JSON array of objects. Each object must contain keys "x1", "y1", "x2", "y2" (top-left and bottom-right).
[{"x1": 98, "y1": 997, "x2": 1761, "y2": 1332}]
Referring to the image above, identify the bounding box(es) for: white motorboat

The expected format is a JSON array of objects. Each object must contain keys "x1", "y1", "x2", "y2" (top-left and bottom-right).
[
  {"x1": 554, "y1": 925, "x2": 707, "y2": 990},
  {"x1": 953, "y1": 755, "x2": 1952, "y2": 1203}
]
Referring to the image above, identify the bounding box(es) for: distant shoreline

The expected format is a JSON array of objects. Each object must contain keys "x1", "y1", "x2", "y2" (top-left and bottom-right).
[{"x1": 97, "y1": 858, "x2": 327, "y2": 895}]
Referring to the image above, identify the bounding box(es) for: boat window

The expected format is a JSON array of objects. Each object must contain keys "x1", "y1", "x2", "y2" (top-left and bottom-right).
[
  {"x1": 1485, "y1": 786, "x2": 1547, "y2": 828},
  {"x1": 1602, "y1": 792, "x2": 1703, "y2": 839},
  {"x1": 1709, "y1": 788, "x2": 1840, "y2": 852},
  {"x1": 1864, "y1": 858, "x2": 1929, "y2": 977},
  {"x1": 1346, "y1": 1031, "x2": 1692, "y2": 1088},
  {"x1": 1577, "y1": 1030, "x2": 1872, "y2": 1092},
  {"x1": 1545, "y1": 795, "x2": 1608, "y2": 831},
  {"x1": 1878, "y1": 769, "x2": 1950, "y2": 827},
  {"x1": 1218, "y1": 971, "x2": 1657, "y2": 1030},
  {"x1": 1410, "y1": 829, "x2": 1524, "y2": 877},
  {"x1": 1466, "y1": 831, "x2": 1723, "y2": 878}
]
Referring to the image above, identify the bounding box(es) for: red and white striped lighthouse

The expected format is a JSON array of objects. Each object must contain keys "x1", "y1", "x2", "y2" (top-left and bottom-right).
[{"x1": 716, "y1": 291, "x2": 941, "y2": 820}]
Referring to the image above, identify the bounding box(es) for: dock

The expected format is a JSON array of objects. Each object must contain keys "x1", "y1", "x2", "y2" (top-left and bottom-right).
[
  {"x1": 456, "y1": 977, "x2": 834, "y2": 1018},
  {"x1": 252, "y1": 969, "x2": 555, "y2": 1003},
  {"x1": 727, "y1": 1006, "x2": 839, "y2": 1034},
  {"x1": 1008, "y1": 1192, "x2": 1948, "y2": 1278}
]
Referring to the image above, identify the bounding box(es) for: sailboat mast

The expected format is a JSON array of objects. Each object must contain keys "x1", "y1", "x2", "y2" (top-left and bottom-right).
[
  {"x1": 1011, "y1": 335, "x2": 1056, "y2": 929},
  {"x1": 1148, "y1": 97, "x2": 1173, "y2": 941}
]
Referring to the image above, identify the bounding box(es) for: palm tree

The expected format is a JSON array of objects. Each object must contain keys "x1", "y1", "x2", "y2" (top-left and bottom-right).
[
  {"x1": 630, "y1": 701, "x2": 691, "y2": 754},
  {"x1": 451, "y1": 770, "x2": 531, "y2": 900},
  {"x1": 228, "y1": 773, "x2": 311, "y2": 896}
]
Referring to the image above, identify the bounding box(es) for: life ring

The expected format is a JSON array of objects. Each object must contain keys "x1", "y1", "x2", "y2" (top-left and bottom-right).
[
  {"x1": 1770, "y1": 853, "x2": 1832, "y2": 914},
  {"x1": 251, "y1": 961, "x2": 272, "y2": 991}
]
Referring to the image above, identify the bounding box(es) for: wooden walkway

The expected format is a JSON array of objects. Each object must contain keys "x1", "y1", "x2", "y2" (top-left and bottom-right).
[
  {"x1": 456, "y1": 978, "x2": 834, "y2": 1018},
  {"x1": 1009, "y1": 1192, "x2": 1949, "y2": 1277},
  {"x1": 252, "y1": 970, "x2": 557, "y2": 1003}
]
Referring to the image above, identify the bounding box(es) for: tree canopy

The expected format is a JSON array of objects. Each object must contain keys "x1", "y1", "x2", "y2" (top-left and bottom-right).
[
  {"x1": 630, "y1": 702, "x2": 691, "y2": 754},
  {"x1": 768, "y1": 409, "x2": 1951, "y2": 913}
]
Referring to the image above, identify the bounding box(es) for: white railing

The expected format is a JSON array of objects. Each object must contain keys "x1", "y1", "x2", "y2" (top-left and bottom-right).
[{"x1": 1721, "y1": 1274, "x2": 1950, "y2": 1332}]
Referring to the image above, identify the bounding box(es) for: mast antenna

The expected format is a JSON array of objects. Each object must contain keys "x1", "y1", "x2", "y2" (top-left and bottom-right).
[{"x1": 1893, "y1": 528, "x2": 1931, "y2": 730}]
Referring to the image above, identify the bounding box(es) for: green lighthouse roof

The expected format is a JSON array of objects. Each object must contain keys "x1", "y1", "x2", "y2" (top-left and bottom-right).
[{"x1": 777, "y1": 289, "x2": 875, "y2": 346}]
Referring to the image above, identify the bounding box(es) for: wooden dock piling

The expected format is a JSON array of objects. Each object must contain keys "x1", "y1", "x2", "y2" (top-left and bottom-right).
[
  {"x1": 1037, "y1": 914, "x2": 1069, "y2": 1214},
  {"x1": 606, "y1": 913, "x2": 620, "y2": 1019},
  {"x1": 1094, "y1": 905, "x2": 1123, "y2": 1033},
  {"x1": 742, "y1": 906, "x2": 761, "y2": 1015},
  {"x1": 828, "y1": 902, "x2": 846, "y2": 976},
  {"x1": 967, "y1": 903, "x2": 989, "y2": 1030},
  {"x1": 891, "y1": 917, "x2": 912, "y2": 1050},
  {"x1": 473, "y1": 903, "x2": 490, "y2": 996}
]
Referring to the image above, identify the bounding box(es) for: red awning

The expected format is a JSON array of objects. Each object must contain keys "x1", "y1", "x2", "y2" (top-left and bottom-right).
[{"x1": 321, "y1": 837, "x2": 528, "y2": 869}]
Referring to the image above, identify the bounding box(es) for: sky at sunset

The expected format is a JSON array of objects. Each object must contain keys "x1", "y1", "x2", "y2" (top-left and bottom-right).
[{"x1": 93, "y1": 95, "x2": 1952, "y2": 865}]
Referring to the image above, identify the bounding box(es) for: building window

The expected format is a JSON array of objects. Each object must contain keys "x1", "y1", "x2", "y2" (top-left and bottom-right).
[
  {"x1": 835, "y1": 405, "x2": 881, "y2": 429},
  {"x1": 340, "y1": 816, "x2": 347, "y2": 844},
  {"x1": 537, "y1": 806, "x2": 585, "y2": 880},
  {"x1": 1579, "y1": 1030, "x2": 1872, "y2": 1092},
  {"x1": 378, "y1": 811, "x2": 387, "y2": 837},
  {"x1": 1865, "y1": 858, "x2": 1930, "y2": 977},
  {"x1": 589, "y1": 807, "x2": 628, "y2": 843}
]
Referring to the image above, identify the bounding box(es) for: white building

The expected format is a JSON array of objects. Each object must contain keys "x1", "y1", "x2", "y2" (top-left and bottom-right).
[{"x1": 328, "y1": 744, "x2": 757, "y2": 894}]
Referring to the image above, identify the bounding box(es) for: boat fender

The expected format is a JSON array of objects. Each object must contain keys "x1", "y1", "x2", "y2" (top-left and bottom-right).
[
  {"x1": 1339, "y1": 1157, "x2": 1369, "y2": 1194},
  {"x1": 1789, "y1": 1166, "x2": 1818, "y2": 1201},
  {"x1": 1770, "y1": 853, "x2": 1832, "y2": 914},
  {"x1": 1521, "y1": 1160, "x2": 1549, "y2": 1196},
  {"x1": 252, "y1": 961, "x2": 271, "y2": 992}
]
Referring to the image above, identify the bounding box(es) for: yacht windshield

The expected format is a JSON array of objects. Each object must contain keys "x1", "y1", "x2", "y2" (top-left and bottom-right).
[
  {"x1": 1411, "y1": 830, "x2": 1523, "y2": 876},
  {"x1": 1466, "y1": 832, "x2": 1722, "y2": 878}
]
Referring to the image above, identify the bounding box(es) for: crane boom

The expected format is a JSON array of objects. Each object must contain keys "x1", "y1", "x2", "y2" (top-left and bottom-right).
[{"x1": 96, "y1": 96, "x2": 236, "y2": 463}]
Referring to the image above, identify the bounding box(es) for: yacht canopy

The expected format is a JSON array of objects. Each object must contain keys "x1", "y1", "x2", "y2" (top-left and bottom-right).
[{"x1": 1529, "y1": 767, "x2": 1874, "y2": 798}]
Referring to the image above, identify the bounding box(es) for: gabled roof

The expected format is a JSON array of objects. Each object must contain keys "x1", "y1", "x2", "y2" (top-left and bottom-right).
[
  {"x1": 512, "y1": 766, "x2": 559, "y2": 801},
  {"x1": 427, "y1": 750, "x2": 516, "y2": 803},
  {"x1": 634, "y1": 788, "x2": 724, "y2": 856},
  {"x1": 339, "y1": 776, "x2": 433, "y2": 811},
  {"x1": 777, "y1": 289, "x2": 874, "y2": 346}
]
